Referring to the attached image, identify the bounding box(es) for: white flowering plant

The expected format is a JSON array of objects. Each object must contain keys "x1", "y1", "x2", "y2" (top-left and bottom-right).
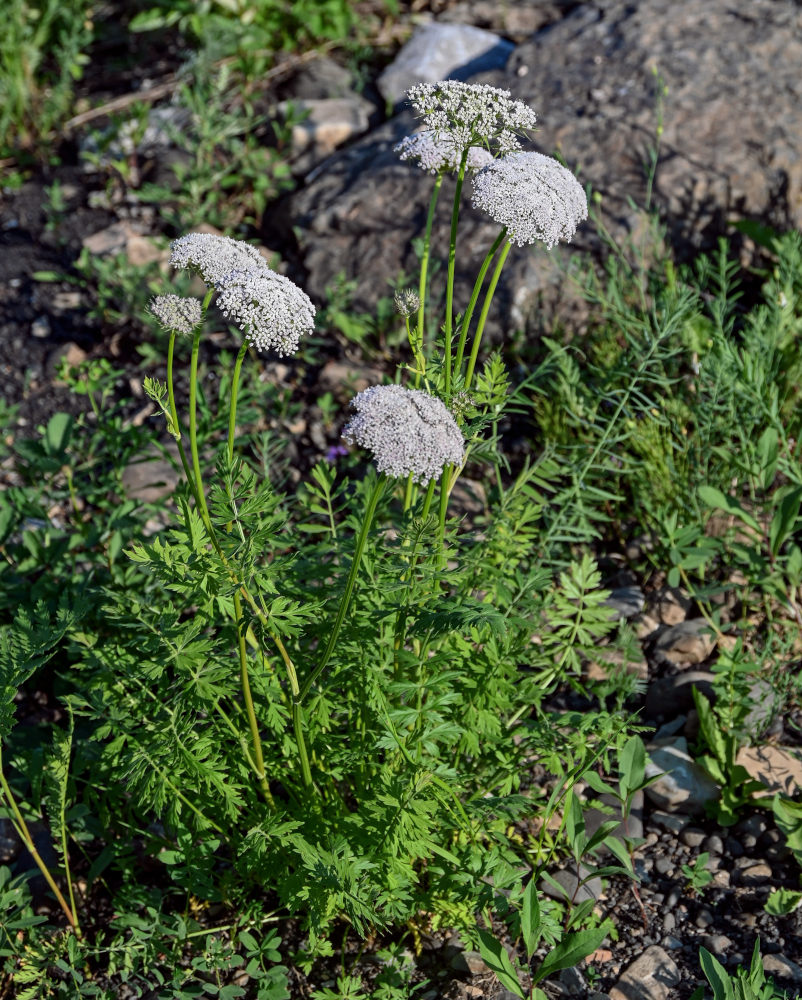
[{"x1": 0, "y1": 82, "x2": 647, "y2": 991}]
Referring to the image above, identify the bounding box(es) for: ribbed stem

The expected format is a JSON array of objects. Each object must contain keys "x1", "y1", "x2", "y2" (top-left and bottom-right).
[
  {"x1": 454, "y1": 228, "x2": 506, "y2": 376},
  {"x1": 464, "y1": 240, "x2": 512, "y2": 392},
  {"x1": 299, "y1": 475, "x2": 385, "y2": 703},
  {"x1": 444, "y1": 152, "x2": 469, "y2": 397}
]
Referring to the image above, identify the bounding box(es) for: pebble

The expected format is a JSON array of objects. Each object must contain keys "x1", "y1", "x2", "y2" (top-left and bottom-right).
[
  {"x1": 711, "y1": 870, "x2": 730, "y2": 888},
  {"x1": 653, "y1": 618, "x2": 716, "y2": 665},
  {"x1": 737, "y1": 814, "x2": 769, "y2": 839},
  {"x1": 702, "y1": 934, "x2": 732, "y2": 955},
  {"x1": 762, "y1": 955, "x2": 802, "y2": 984},
  {"x1": 661, "y1": 936, "x2": 683, "y2": 951},
  {"x1": 737, "y1": 862, "x2": 772, "y2": 886},
  {"x1": 703, "y1": 834, "x2": 724, "y2": 855},
  {"x1": 695, "y1": 908, "x2": 714, "y2": 929},
  {"x1": 649, "y1": 811, "x2": 688, "y2": 835},
  {"x1": 666, "y1": 888, "x2": 681, "y2": 910},
  {"x1": 603, "y1": 585, "x2": 645, "y2": 620},
  {"x1": 609, "y1": 946, "x2": 680, "y2": 1000},
  {"x1": 655, "y1": 857, "x2": 674, "y2": 876},
  {"x1": 662, "y1": 913, "x2": 676, "y2": 933},
  {"x1": 450, "y1": 950, "x2": 488, "y2": 975},
  {"x1": 680, "y1": 827, "x2": 706, "y2": 848},
  {"x1": 559, "y1": 967, "x2": 587, "y2": 995},
  {"x1": 725, "y1": 837, "x2": 744, "y2": 858},
  {"x1": 652, "y1": 586, "x2": 692, "y2": 625}
]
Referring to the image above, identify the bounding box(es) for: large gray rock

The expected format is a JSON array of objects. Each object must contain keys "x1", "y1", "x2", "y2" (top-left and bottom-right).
[
  {"x1": 284, "y1": 0, "x2": 802, "y2": 338},
  {"x1": 377, "y1": 23, "x2": 514, "y2": 105}
]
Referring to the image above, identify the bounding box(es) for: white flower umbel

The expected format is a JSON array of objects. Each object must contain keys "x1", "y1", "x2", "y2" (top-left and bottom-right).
[
  {"x1": 342, "y1": 384, "x2": 464, "y2": 486},
  {"x1": 395, "y1": 129, "x2": 494, "y2": 175},
  {"x1": 471, "y1": 151, "x2": 588, "y2": 248},
  {"x1": 169, "y1": 232, "x2": 270, "y2": 287},
  {"x1": 149, "y1": 294, "x2": 202, "y2": 337},
  {"x1": 216, "y1": 270, "x2": 315, "y2": 356},
  {"x1": 406, "y1": 81, "x2": 537, "y2": 158}
]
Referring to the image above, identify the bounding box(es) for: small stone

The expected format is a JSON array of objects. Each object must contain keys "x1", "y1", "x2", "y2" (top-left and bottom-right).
[
  {"x1": 737, "y1": 814, "x2": 769, "y2": 839},
  {"x1": 645, "y1": 737, "x2": 720, "y2": 815},
  {"x1": 49, "y1": 341, "x2": 88, "y2": 381},
  {"x1": 282, "y1": 96, "x2": 375, "y2": 163},
  {"x1": 703, "y1": 834, "x2": 724, "y2": 855},
  {"x1": 652, "y1": 586, "x2": 692, "y2": 625},
  {"x1": 603, "y1": 586, "x2": 645, "y2": 620},
  {"x1": 655, "y1": 856, "x2": 674, "y2": 876},
  {"x1": 0, "y1": 820, "x2": 21, "y2": 862},
  {"x1": 711, "y1": 870, "x2": 730, "y2": 888},
  {"x1": 559, "y1": 966, "x2": 587, "y2": 995},
  {"x1": 121, "y1": 443, "x2": 181, "y2": 504},
  {"x1": 702, "y1": 934, "x2": 732, "y2": 955},
  {"x1": 609, "y1": 946, "x2": 680, "y2": 1000},
  {"x1": 31, "y1": 315, "x2": 51, "y2": 339},
  {"x1": 450, "y1": 950, "x2": 489, "y2": 975},
  {"x1": 377, "y1": 23, "x2": 514, "y2": 104},
  {"x1": 661, "y1": 936, "x2": 683, "y2": 951},
  {"x1": 662, "y1": 913, "x2": 676, "y2": 933},
  {"x1": 635, "y1": 613, "x2": 660, "y2": 640},
  {"x1": 762, "y1": 955, "x2": 802, "y2": 984},
  {"x1": 695, "y1": 908, "x2": 714, "y2": 929},
  {"x1": 737, "y1": 862, "x2": 772, "y2": 886},
  {"x1": 649, "y1": 811, "x2": 688, "y2": 835},
  {"x1": 680, "y1": 827, "x2": 706, "y2": 848},
  {"x1": 654, "y1": 619, "x2": 716, "y2": 665},
  {"x1": 726, "y1": 837, "x2": 744, "y2": 858}
]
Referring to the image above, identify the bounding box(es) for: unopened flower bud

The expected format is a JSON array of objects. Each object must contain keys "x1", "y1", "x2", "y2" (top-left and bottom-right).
[{"x1": 394, "y1": 288, "x2": 420, "y2": 317}]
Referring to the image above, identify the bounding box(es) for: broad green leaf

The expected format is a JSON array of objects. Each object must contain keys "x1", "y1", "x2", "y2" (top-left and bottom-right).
[
  {"x1": 533, "y1": 927, "x2": 608, "y2": 984},
  {"x1": 583, "y1": 770, "x2": 617, "y2": 797},
  {"x1": 769, "y1": 485, "x2": 802, "y2": 557},
  {"x1": 45, "y1": 412, "x2": 72, "y2": 456},
  {"x1": 692, "y1": 688, "x2": 727, "y2": 767},
  {"x1": 618, "y1": 735, "x2": 646, "y2": 801},
  {"x1": 698, "y1": 485, "x2": 760, "y2": 532},
  {"x1": 756, "y1": 426, "x2": 779, "y2": 491},
  {"x1": 521, "y1": 879, "x2": 541, "y2": 960},
  {"x1": 477, "y1": 929, "x2": 525, "y2": 999},
  {"x1": 765, "y1": 887, "x2": 802, "y2": 915},
  {"x1": 699, "y1": 946, "x2": 734, "y2": 1000}
]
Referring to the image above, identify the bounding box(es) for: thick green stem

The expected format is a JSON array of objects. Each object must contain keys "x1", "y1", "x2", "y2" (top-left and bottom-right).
[
  {"x1": 0, "y1": 766, "x2": 77, "y2": 931},
  {"x1": 235, "y1": 591, "x2": 274, "y2": 805},
  {"x1": 417, "y1": 173, "x2": 444, "y2": 370},
  {"x1": 454, "y1": 228, "x2": 506, "y2": 376},
  {"x1": 464, "y1": 240, "x2": 512, "y2": 392},
  {"x1": 444, "y1": 152, "x2": 469, "y2": 397},
  {"x1": 299, "y1": 475, "x2": 385, "y2": 703},
  {"x1": 166, "y1": 332, "x2": 196, "y2": 493}
]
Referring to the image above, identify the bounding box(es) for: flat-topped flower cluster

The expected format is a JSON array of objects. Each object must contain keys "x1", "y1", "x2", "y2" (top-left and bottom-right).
[{"x1": 159, "y1": 232, "x2": 316, "y2": 357}]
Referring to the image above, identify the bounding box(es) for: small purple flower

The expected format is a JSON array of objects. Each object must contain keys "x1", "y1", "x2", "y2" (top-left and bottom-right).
[{"x1": 326, "y1": 444, "x2": 348, "y2": 463}]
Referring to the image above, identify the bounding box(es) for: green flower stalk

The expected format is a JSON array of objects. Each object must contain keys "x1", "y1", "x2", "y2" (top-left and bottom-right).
[{"x1": 165, "y1": 233, "x2": 317, "y2": 792}]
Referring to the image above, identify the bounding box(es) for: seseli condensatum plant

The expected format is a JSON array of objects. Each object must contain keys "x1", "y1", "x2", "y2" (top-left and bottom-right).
[{"x1": 109, "y1": 79, "x2": 621, "y2": 956}]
